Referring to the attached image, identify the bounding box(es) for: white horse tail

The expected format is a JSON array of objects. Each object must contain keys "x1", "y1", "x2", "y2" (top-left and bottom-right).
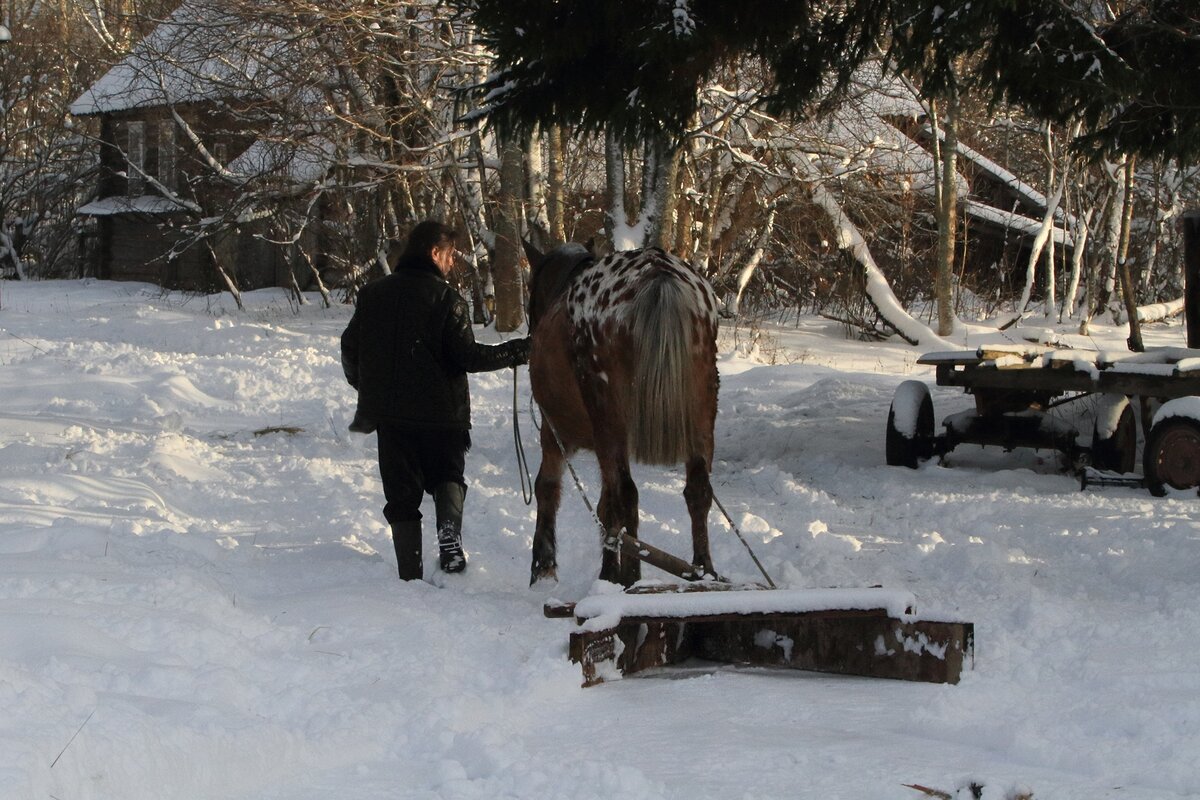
[{"x1": 627, "y1": 270, "x2": 701, "y2": 465}]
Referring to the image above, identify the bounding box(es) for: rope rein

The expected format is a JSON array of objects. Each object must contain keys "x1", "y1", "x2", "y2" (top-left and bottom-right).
[
  {"x1": 512, "y1": 367, "x2": 534, "y2": 505},
  {"x1": 712, "y1": 494, "x2": 777, "y2": 589},
  {"x1": 527, "y1": 397, "x2": 620, "y2": 555}
]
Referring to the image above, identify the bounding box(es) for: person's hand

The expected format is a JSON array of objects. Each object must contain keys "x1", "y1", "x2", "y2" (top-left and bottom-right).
[{"x1": 510, "y1": 336, "x2": 532, "y2": 366}]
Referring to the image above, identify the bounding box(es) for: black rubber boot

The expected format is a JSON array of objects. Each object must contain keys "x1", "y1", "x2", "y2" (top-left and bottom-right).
[
  {"x1": 391, "y1": 520, "x2": 423, "y2": 581},
  {"x1": 434, "y1": 482, "x2": 466, "y2": 573}
]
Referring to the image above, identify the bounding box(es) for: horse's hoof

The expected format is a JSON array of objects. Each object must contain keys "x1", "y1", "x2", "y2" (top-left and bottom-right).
[{"x1": 530, "y1": 567, "x2": 558, "y2": 587}]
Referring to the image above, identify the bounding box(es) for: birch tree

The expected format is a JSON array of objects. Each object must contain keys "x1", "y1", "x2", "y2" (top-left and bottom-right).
[{"x1": 0, "y1": 0, "x2": 122, "y2": 280}]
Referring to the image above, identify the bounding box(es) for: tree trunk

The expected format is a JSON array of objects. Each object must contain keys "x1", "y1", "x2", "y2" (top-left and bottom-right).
[
  {"x1": 493, "y1": 132, "x2": 526, "y2": 332},
  {"x1": 547, "y1": 125, "x2": 567, "y2": 243},
  {"x1": 645, "y1": 134, "x2": 680, "y2": 251},
  {"x1": 1042, "y1": 126, "x2": 1057, "y2": 317},
  {"x1": 729, "y1": 203, "x2": 779, "y2": 316},
  {"x1": 1086, "y1": 160, "x2": 1125, "y2": 330},
  {"x1": 694, "y1": 118, "x2": 730, "y2": 273},
  {"x1": 204, "y1": 239, "x2": 244, "y2": 311},
  {"x1": 799, "y1": 159, "x2": 949, "y2": 349},
  {"x1": 932, "y1": 93, "x2": 960, "y2": 337},
  {"x1": 1007, "y1": 178, "x2": 1066, "y2": 327},
  {"x1": 605, "y1": 129, "x2": 629, "y2": 251},
  {"x1": 1116, "y1": 157, "x2": 1143, "y2": 351},
  {"x1": 674, "y1": 136, "x2": 698, "y2": 259},
  {"x1": 526, "y1": 128, "x2": 550, "y2": 244},
  {"x1": 1061, "y1": 208, "x2": 1092, "y2": 322}
]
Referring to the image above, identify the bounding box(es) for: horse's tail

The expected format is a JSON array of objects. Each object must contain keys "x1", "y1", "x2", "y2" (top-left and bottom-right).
[{"x1": 627, "y1": 271, "x2": 705, "y2": 465}]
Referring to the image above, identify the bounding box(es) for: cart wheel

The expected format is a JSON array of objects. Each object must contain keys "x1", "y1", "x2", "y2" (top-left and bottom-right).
[
  {"x1": 886, "y1": 380, "x2": 934, "y2": 469},
  {"x1": 1091, "y1": 396, "x2": 1137, "y2": 474},
  {"x1": 1144, "y1": 416, "x2": 1200, "y2": 496}
]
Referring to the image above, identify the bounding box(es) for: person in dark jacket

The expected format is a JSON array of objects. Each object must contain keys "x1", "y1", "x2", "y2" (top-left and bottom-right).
[{"x1": 341, "y1": 221, "x2": 530, "y2": 581}]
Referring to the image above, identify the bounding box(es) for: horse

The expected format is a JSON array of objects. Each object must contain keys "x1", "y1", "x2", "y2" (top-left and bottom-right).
[{"x1": 523, "y1": 242, "x2": 721, "y2": 587}]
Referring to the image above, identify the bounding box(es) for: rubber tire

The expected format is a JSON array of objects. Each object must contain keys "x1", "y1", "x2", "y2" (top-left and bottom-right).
[
  {"x1": 1091, "y1": 397, "x2": 1137, "y2": 474},
  {"x1": 1144, "y1": 416, "x2": 1200, "y2": 497},
  {"x1": 886, "y1": 380, "x2": 934, "y2": 469}
]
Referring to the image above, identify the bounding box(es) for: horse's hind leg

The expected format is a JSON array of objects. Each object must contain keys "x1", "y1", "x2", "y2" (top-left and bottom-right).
[
  {"x1": 596, "y1": 451, "x2": 640, "y2": 587},
  {"x1": 683, "y1": 455, "x2": 716, "y2": 578},
  {"x1": 530, "y1": 441, "x2": 565, "y2": 585}
]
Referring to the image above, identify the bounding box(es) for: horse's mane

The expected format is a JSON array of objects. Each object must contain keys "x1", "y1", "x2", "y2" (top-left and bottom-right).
[{"x1": 527, "y1": 243, "x2": 593, "y2": 332}]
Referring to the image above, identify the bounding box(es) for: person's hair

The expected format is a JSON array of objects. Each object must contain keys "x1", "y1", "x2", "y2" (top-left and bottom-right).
[{"x1": 402, "y1": 220, "x2": 457, "y2": 261}]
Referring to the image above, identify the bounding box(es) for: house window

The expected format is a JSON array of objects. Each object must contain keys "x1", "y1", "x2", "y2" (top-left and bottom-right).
[
  {"x1": 127, "y1": 121, "x2": 145, "y2": 196},
  {"x1": 158, "y1": 123, "x2": 175, "y2": 191}
]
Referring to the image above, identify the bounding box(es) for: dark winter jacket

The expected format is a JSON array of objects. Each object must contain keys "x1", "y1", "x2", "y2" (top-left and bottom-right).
[{"x1": 340, "y1": 254, "x2": 530, "y2": 431}]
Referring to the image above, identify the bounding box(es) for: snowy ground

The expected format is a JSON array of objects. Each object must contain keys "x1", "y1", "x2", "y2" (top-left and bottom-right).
[{"x1": 1, "y1": 279, "x2": 1197, "y2": 800}]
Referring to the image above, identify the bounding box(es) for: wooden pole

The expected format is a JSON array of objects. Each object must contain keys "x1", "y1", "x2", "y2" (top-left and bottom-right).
[
  {"x1": 618, "y1": 532, "x2": 724, "y2": 583},
  {"x1": 1184, "y1": 211, "x2": 1200, "y2": 348}
]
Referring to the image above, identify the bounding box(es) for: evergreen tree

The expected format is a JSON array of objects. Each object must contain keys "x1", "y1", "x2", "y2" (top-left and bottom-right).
[
  {"x1": 888, "y1": 0, "x2": 1200, "y2": 162},
  {"x1": 461, "y1": 0, "x2": 1200, "y2": 162},
  {"x1": 460, "y1": 0, "x2": 887, "y2": 148}
]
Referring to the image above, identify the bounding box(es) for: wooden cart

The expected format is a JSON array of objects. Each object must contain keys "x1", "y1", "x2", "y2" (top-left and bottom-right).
[{"x1": 886, "y1": 344, "x2": 1200, "y2": 495}]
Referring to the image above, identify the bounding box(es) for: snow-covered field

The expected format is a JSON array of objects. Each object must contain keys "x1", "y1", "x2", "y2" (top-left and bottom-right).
[{"x1": 1, "y1": 280, "x2": 1197, "y2": 800}]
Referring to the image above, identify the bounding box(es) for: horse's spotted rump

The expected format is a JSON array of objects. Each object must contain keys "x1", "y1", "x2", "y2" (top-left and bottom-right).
[{"x1": 567, "y1": 248, "x2": 719, "y2": 337}]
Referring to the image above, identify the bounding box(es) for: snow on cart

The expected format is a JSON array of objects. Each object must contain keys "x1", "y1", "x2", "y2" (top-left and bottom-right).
[{"x1": 887, "y1": 343, "x2": 1200, "y2": 495}]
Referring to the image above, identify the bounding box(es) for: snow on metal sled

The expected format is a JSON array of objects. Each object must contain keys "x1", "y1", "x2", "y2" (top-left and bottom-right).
[
  {"x1": 888, "y1": 344, "x2": 1200, "y2": 496},
  {"x1": 547, "y1": 580, "x2": 973, "y2": 688}
]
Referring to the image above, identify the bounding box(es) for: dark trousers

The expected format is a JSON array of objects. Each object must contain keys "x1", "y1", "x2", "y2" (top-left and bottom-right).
[{"x1": 377, "y1": 424, "x2": 469, "y2": 524}]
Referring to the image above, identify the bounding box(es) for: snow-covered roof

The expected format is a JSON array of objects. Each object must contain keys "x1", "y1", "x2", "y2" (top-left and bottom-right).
[
  {"x1": 228, "y1": 136, "x2": 334, "y2": 184},
  {"x1": 77, "y1": 195, "x2": 190, "y2": 216},
  {"x1": 948, "y1": 135, "x2": 1078, "y2": 230},
  {"x1": 782, "y1": 69, "x2": 1076, "y2": 252},
  {"x1": 775, "y1": 69, "x2": 956, "y2": 198},
  {"x1": 954, "y1": 138, "x2": 1052, "y2": 215},
  {"x1": 963, "y1": 200, "x2": 1074, "y2": 247},
  {"x1": 854, "y1": 64, "x2": 926, "y2": 120},
  {"x1": 69, "y1": 1, "x2": 291, "y2": 116}
]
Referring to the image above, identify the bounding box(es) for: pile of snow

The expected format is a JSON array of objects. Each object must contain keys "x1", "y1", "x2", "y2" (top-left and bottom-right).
[{"x1": 1, "y1": 280, "x2": 1198, "y2": 799}]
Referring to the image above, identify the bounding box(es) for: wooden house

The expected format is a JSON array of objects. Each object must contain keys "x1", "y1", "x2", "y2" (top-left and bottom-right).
[
  {"x1": 884, "y1": 115, "x2": 1076, "y2": 288},
  {"x1": 797, "y1": 73, "x2": 1074, "y2": 295},
  {"x1": 69, "y1": 2, "x2": 333, "y2": 292}
]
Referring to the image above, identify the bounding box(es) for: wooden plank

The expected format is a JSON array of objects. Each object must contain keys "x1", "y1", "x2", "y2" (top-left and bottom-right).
[
  {"x1": 607, "y1": 607, "x2": 892, "y2": 626},
  {"x1": 976, "y1": 345, "x2": 1047, "y2": 362},
  {"x1": 624, "y1": 581, "x2": 766, "y2": 595},
  {"x1": 544, "y1": 599, "x2": 577, "y2": 618},
  {"x1": 935, "y1": 366, "x2": 1095, "y2": 394},
  {"x1": 1096, "y1": 370, "x2": 1200, "y2": 400},
  {"x1": 570, "y1": 621, "x2": 694, "y2": 688},
  {"x1": 917, "y1": 351, "x2": 985, "y2": 366},
  {"x1": 1174, "y1": 357, "x2": 1200, "y2": 374},
  {"x1": 569, "y1": 613, "x2": 973, "y2": 687},
  {"x1": 693, "y1": 616, "x2": 973, "y2": 685}
]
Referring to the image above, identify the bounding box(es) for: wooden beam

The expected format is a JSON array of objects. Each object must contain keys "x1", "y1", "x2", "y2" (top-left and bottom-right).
[
  {"x1": 569, "y1": 611, "x2": 973, "y2": 687},
  {"x1": 618, "y1": 532, "x2": 723, "y2": 583}
]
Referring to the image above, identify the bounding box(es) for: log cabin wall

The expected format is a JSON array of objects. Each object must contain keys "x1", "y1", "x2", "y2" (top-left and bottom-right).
[{"x1": 85, "y1": 103, "x2": 308, "y2": 292}]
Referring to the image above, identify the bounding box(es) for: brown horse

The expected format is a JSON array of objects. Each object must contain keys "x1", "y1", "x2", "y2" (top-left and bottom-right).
[{"x1": 523, "y1": 242, "x2": 721, "y2": 587}]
